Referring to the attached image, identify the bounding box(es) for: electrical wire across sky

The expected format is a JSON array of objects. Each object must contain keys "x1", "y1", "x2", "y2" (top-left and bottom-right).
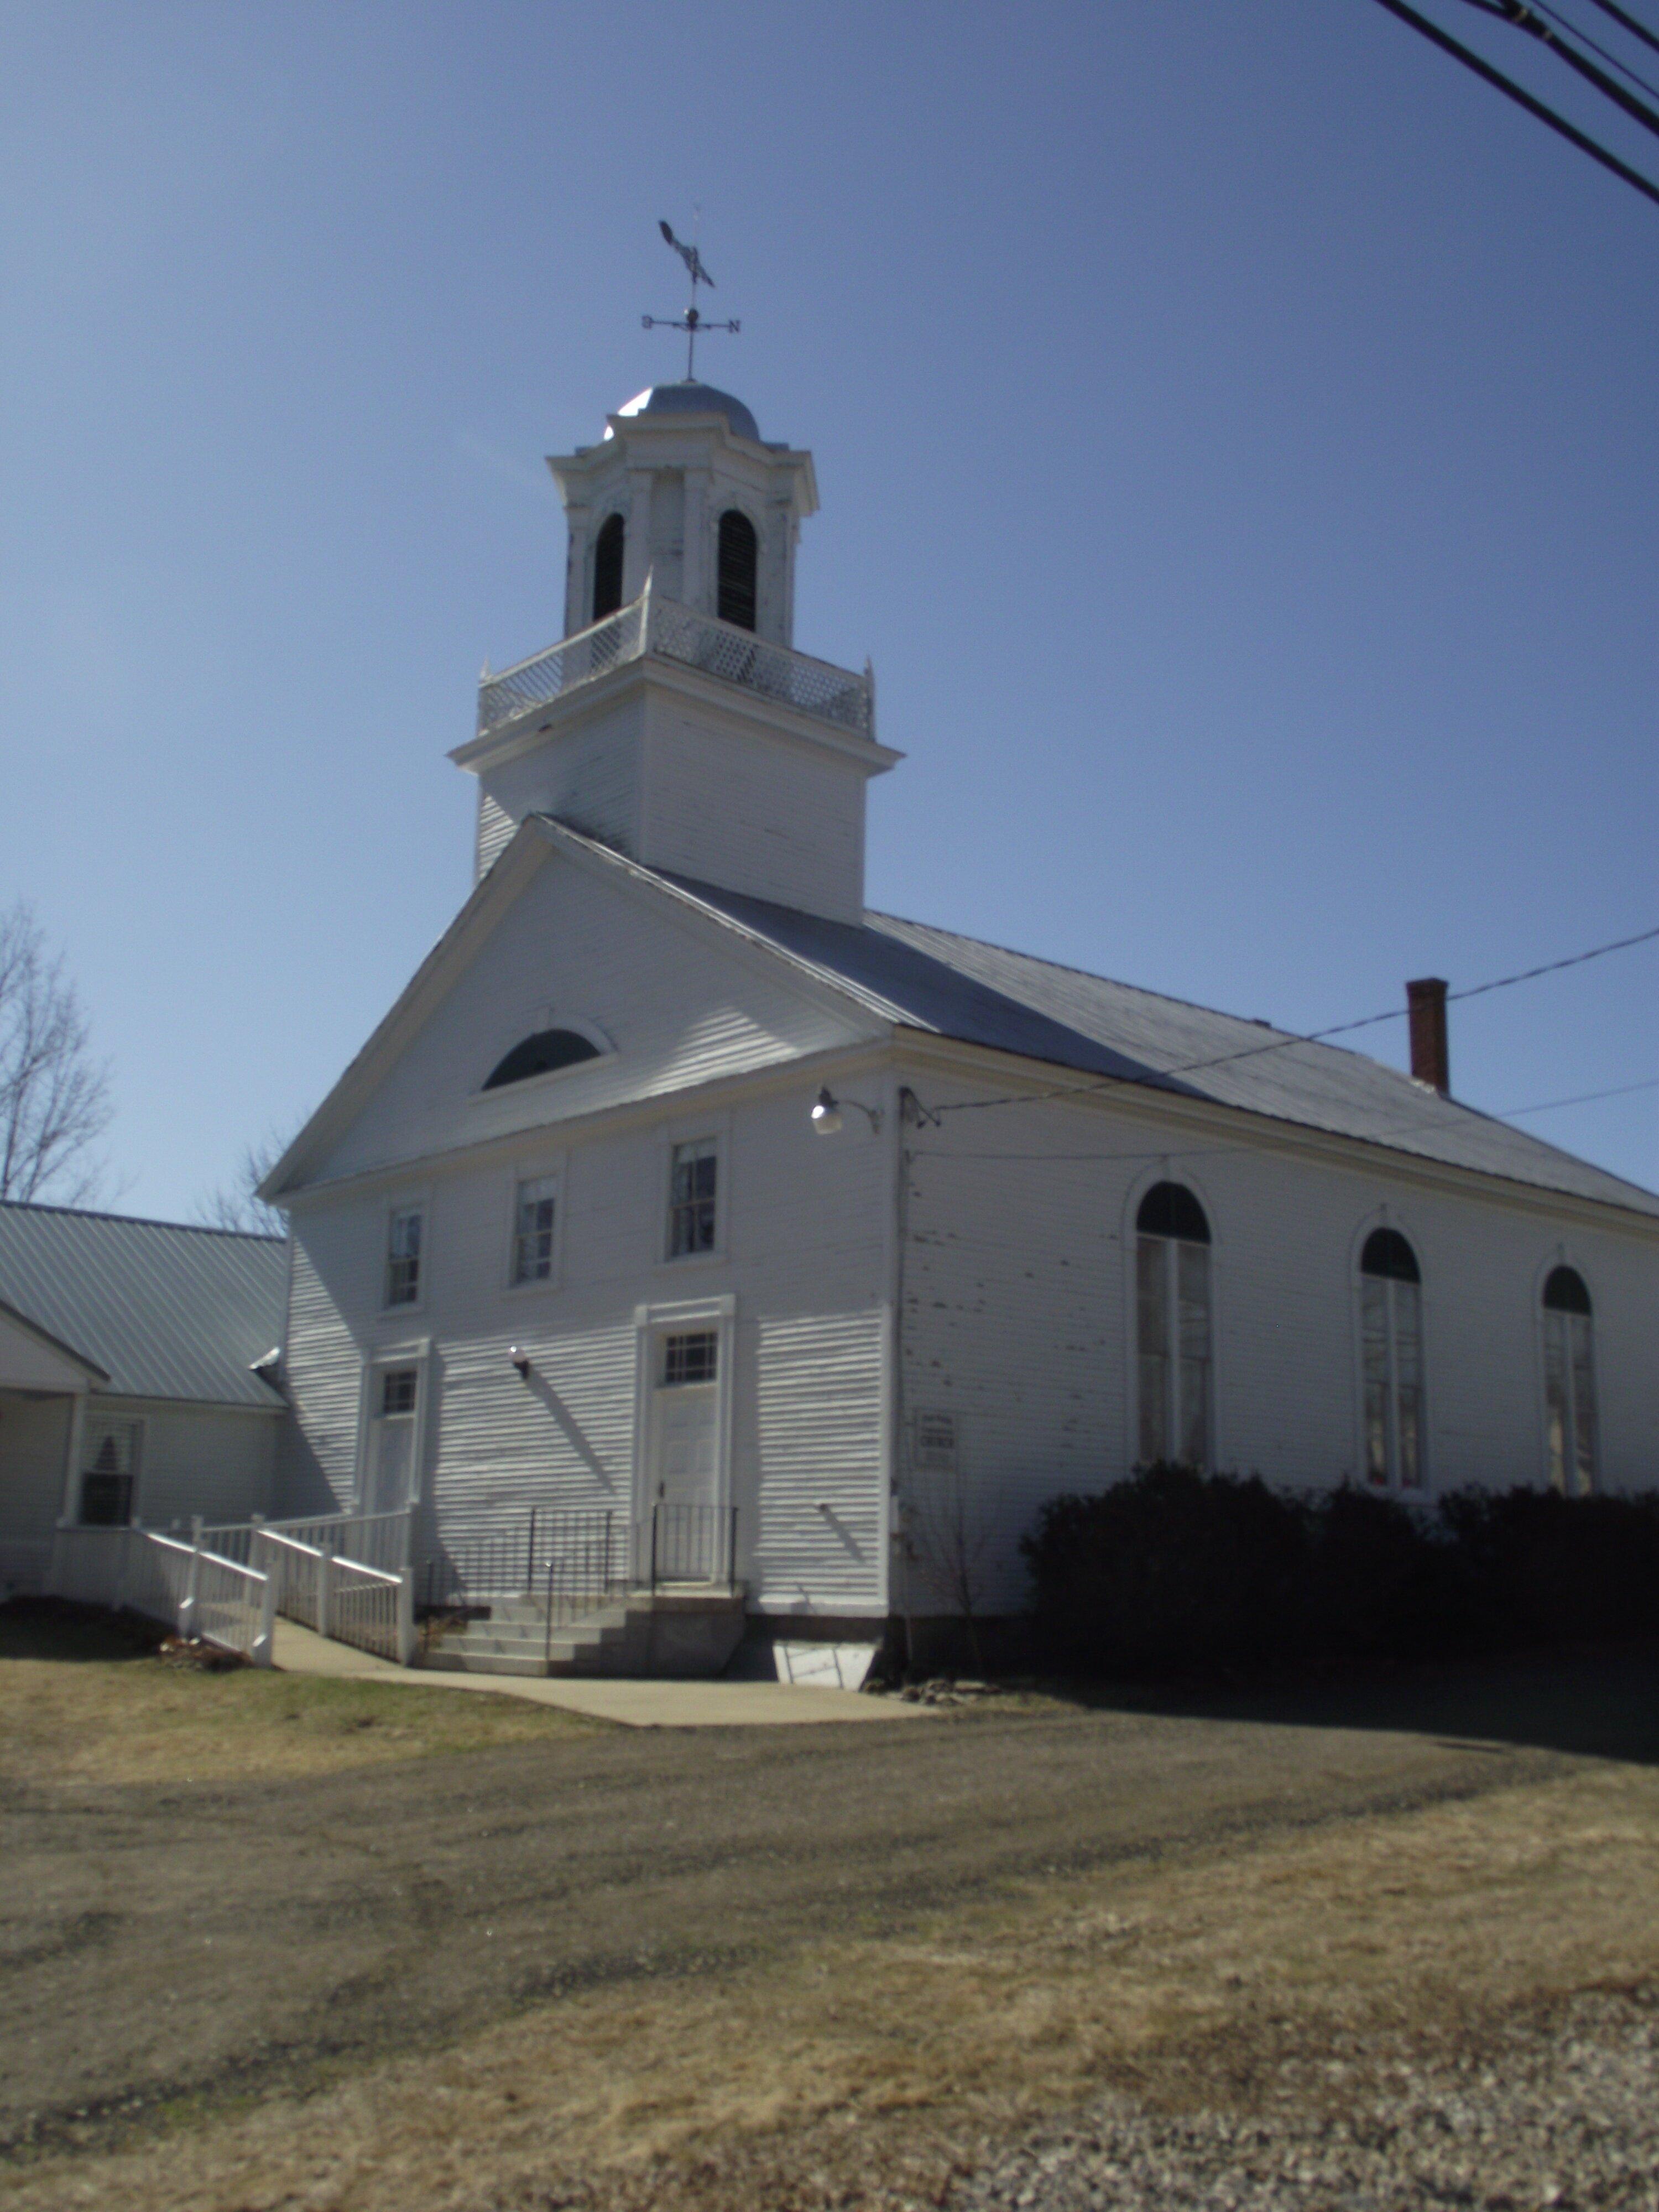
[
  {"x1": 921, "y1": 919, "x2": 1659, "y2": 1123},
  {"x1": 1370, "y1": 0, "x2": 1659, "y2": 205}
]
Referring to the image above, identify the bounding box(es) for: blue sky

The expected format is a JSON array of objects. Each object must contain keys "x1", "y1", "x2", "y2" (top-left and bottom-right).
[{"x1": 1, "y1": 0, "x2": 1653, "y2": 1218}]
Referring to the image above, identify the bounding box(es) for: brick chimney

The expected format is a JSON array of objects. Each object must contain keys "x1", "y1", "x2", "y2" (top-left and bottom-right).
[{"x1": 1406, "y1": 977, "x2": 1450, "y2": 1095}]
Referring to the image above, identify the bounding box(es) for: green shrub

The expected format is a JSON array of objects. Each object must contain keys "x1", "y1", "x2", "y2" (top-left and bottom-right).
[{"x1": 1021, "y1": 1467, "x2": 1659, "y2": 1678}]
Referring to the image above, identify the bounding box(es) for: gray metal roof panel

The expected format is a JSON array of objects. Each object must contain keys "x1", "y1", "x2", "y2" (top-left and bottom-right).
[
  {"x1": 649, "y1": 871, "x2": 1659, "y2": 1223},
  {"x1": 0, "y1": 1204, "x2": 288, "y2": 1406}
]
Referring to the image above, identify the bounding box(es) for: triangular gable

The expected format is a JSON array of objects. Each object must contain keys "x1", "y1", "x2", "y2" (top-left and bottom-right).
[
  {"x1": 0, "y1": 1296, "x2": 107, "y2": 1392},
  {"x1": 267, "y1": 816, "x2": 895, "y2": 1197}
]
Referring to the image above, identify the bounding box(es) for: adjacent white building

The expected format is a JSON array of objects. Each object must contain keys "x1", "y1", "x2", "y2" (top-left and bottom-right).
[
  {"x1": 0, "y1": 1204, "x2": 287, "y2": 1597},
  {"x1": 260, "y1": 375, "x2": 1659, "y2": 1641}
]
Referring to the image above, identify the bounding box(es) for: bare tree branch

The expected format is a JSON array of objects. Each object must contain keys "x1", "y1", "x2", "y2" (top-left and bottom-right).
[
  {"x1": 0, "y1": 904, "x2": 113, "y2": 1206},
  {"x1": 194, "y1": 1129, "x2": 291, "y2": 1238}
]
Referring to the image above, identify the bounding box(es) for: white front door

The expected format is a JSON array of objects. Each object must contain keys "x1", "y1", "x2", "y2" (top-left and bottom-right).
[
  {"x1": 363, "y1": 1364, "x2": 420, "y2": 1517},
  {"x1": 648, "y1": 1328, "x2": 722, "y2": 1579}
]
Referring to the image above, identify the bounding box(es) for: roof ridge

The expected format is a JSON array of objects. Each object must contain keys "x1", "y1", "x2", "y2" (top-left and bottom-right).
[{"x1": 0, "y1": 1198, "x2": 284, "y2": 1244}]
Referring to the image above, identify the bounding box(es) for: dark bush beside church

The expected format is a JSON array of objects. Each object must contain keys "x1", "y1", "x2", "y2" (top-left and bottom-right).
[{"x1": 1021, "y1": 1464, "x2": 1659, "y2": 1678}]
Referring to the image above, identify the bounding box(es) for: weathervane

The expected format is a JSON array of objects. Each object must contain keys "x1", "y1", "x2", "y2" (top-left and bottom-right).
[{"x1": 643, "y1": 218, "x2": 740, "y2": 381}]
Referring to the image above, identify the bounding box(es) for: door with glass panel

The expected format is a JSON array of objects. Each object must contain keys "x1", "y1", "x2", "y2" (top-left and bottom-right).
[
  {"x1": 646, "y1": 1327, "x2": 722, "y2": 1579},
  {"x1": 363, "y1": 1365, "x2": 420, "y2": 1518}
]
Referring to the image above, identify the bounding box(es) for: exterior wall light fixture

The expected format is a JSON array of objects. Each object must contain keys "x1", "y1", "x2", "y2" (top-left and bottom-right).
[{"x1": 811, "y1": 1086, "x2": 881, "y2": 1135}]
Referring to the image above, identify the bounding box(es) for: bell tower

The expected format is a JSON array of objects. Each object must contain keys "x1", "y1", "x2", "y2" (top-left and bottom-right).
[
  {"x1": 451, "y1": 380, "x2": 899, "y2": 925},
  {"x1": 552, "y1": 383, "x2": 816, "y2": 649}
]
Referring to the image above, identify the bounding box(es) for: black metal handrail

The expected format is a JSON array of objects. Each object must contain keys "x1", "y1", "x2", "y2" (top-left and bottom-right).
[
  {"x1": 419, "y1": 1508, "x2": 617, "y2": 1613},
  {"x1": 645, "y1": 1502, "x2": 738, "y2": 1593}
]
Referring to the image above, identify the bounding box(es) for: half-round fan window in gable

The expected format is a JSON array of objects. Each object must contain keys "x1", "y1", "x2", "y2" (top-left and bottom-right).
[{"x1": 483, "y1": 1029, "x2": 601, "y2": 1092}]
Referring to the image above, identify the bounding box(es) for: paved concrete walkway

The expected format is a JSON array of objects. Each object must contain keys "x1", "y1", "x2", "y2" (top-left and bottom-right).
[{"x1": 271, "y1": 1620, "x2": 922, "y2": 1729}]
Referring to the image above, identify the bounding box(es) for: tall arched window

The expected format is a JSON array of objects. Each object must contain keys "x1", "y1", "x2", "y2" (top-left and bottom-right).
[
  {"x1": 592, "y1": 513, "x2": 625, "y2": 623},
  {"x1": 1136, "y1": 1182, "x2": 1212, "y2": 1467},
  {"x1": 717, "y1": 508, "x2": 758, "y2": 630},
  {"x1": 1542, "y1": 1265, "x2": 1597, "y2": 1496},
  {"x1": 1359, "y1": 1228, "x2": 1423, "y2": 1492}
]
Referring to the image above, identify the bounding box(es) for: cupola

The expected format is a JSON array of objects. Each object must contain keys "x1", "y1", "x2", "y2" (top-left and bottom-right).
[
  {"x1": 549, "y1": 381, "x2": 817, "y2": 648},
  {"x1": 450, "y1": 379, "x2": 898, "y2": 925}
]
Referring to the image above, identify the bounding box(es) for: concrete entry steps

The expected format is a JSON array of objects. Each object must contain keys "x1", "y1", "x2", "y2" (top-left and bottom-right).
[{"x1": 419, "y1": 1588, "x2": 747, "y2": 1679}]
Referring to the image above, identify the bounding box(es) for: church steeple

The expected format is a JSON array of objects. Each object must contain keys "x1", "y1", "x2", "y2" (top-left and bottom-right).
[
  {"x1": 451, "y1": 380, "x2": 899, "y2": 925},
  {"x1": 549, "y1": 384, "x2": 816, "y2": 648}
]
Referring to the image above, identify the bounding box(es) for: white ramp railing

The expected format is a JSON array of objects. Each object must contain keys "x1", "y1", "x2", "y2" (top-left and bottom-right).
[
  {"x1": 48, "y1": 1523, "x2": 274, "y2": 1666},
  {"x1": 46, "y1": 1508, "x2": 416, "y2": 1668}
]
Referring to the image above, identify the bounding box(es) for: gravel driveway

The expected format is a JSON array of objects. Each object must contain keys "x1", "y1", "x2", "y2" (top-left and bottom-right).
[{"x1": 952, "y1": 1989, "x2": 1659, "y2": 2212}]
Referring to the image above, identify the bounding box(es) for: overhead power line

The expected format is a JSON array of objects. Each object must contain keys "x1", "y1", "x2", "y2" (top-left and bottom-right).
[
  {"x1": 1369, "y1": 0, "x2": 1659, "y2": 206},
  {"x1": 1583, "y1": 0, "x2": 1659, "y2": 61},
  {"x1": 931, "y1": 920, "x2": 1659, "y2": 1117},
  {"x1": 1527, "y1": 0, "x2": 1659, "y2": 102},
  {"x1": 1457, "y1": 0, "x2": 1659, "y2": 139},
  {"x1": 1498, "y1": 1073, "x2": 1659, "y2": 1114}
]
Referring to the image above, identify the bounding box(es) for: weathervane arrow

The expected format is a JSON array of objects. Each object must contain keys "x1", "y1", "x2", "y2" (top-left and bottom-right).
[{"x1": 642, "y1": 217, "x2": 740, "y2": 380}]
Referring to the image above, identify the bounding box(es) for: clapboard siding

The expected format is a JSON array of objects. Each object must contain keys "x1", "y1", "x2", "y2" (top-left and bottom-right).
[
  {"x1": 282, "y1": 1067, "x2": 892, "y2": 1613},
  {"x1": 117, "y1": 1400, "x2": 278, "y2": 1529},
  {"x1": 474, "y1": 695, "x2": 644, "y2": 883},
  {"x1": 644, "y1": 708, "x2": 867, "y2": 924},
  {"x1": 897, "y1": 1071, "x2": 1659, "y2": 1615},
  {"x1": 312, "y1": 848, "x2": 877, "y2": 1186},
  {"x1": 0, "y1": 1394, "x2": 70, "y2": 1589}
]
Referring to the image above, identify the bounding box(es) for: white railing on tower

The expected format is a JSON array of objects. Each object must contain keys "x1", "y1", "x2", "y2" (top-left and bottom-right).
[{"x1": 477, "y1": 585, "x2": 874, "y2": 741}]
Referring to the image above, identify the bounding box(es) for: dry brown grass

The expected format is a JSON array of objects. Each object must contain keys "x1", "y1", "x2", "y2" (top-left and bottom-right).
[
  {"x1": 8, "y1": 1756, "x2": 1657, "y2": 2211},
  {"x1": 0, "y1": 1604, "x2": 596, "y2": 1786}
]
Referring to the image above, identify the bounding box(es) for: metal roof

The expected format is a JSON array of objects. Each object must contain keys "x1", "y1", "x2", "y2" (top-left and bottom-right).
[
  {"x1": 648, "y1": 865, "x2": 1659, "y2": 1223},
  {"x1": 613, "y1": 382, "x2": 761, "y2": 442},
  {"x1": 0, "y1": 1204, "x2": 289, "y2": 1406}
]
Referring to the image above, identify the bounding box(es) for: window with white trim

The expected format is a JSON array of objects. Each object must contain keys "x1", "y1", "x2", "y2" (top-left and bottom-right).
[
  {"x1": 511, "y1": 1174, "x2": 559, "y2": 1286},
  {"x1": 1135, "y1": 1182, "x2": 1212, "y2": 1468},
  {"x1": 667, "y1": 1139, "x2": 718, "y2": 1259},
  {"x1": 385, "y1": 1206, "x2": 422, "y2": 1307},
  {"x1": 79, "y1": 1417, "x2": 142, "y2": 1526},
  {"x1": 1542, "y1": 1265, "x2": 1597, "y2": 1497},
  {"x1": 1359, "y1": 1228, "x2": 1423, "y2": 1491},
  {"x1": 661, "y1": 1329, "x2": 719, "y2": 1386}
]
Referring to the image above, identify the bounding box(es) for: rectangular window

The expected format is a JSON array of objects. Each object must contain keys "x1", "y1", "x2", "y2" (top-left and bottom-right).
[
  {"x1": 385, "y1": 1207, "x2": 422, "y2": 1307},
  {"x1": 511, "y1": 1174, "x2": 559, "y2": 1285},
  {"x1": 380, "y1": 1365, "x2": 419, "y2": 1417},
  {"x1": 661, "y1": 1329, "x2": 719, "y2": 1386},
  {"x1": 79, "y1": 1417, "x2": 142, "y2": 1526},
  {"x1": 668, "y1": 1139, "x2": 718, "y2": 1259}
]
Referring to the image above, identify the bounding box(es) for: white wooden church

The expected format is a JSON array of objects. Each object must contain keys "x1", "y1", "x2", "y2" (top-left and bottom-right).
[{"x1": 251, "y1": 367, "x2": 1659, "y2": 1657}]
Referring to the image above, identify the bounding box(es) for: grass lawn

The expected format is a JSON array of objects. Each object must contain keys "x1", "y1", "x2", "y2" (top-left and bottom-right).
[{"x1": 0, "y1": 1600, "x2": 598, "y2": 1785}]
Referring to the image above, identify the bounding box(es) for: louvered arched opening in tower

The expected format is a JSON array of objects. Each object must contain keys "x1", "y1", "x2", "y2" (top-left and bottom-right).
[
  {"x1": 717, "y1": 509, "x2": 758, "y2": 630},
  {"x1": 592, "y1": 513, "x2": 625, "y2": 622}
]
